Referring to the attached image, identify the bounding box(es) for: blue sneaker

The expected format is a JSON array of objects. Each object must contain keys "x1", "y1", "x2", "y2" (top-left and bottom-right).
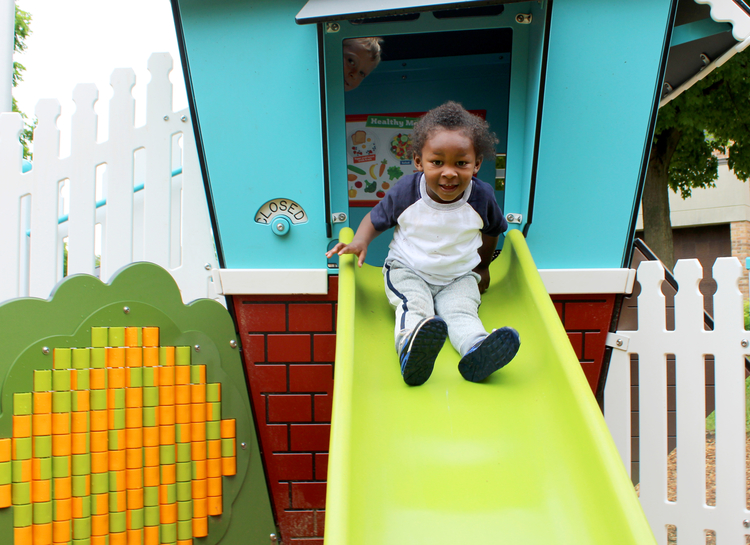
[
  {"x1": 399, "y1": 316, "x2": 448, "y2": 386},
  {"x1": 458, "y1": 327, "x2": 520, "y2": 383}
]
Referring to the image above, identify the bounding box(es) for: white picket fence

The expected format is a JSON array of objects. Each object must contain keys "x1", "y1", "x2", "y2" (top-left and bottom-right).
[
  {"x1": 0, "y1": 53, "x2": 219, "y2": 305},
  {"x1": 605, "y1": 258, "x2": 749, "y2": 544}
]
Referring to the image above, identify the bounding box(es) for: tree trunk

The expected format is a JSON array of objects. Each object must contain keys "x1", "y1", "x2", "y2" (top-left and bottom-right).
[{"x1": 642, "y1": 127, "x2": 682, "y2": 271}]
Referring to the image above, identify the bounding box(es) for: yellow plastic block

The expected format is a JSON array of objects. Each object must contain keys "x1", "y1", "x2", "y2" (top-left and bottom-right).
[
  {"x1": 126, "y1": 468, "x2": 142, "y2": 490},
  {"x1": 192, "y1": 516, "x2": 207, "y2": 538},
  {"x1": 107, "y1": 347, "x2": 125, "y2": 368},
  {"x1": 53, "y1": 477, "x2": 71, "y2": 500},
  {"x1": 125, "y1": 408, "x2": 143, "y2": 429},
  {"x1": 159, "y1": 367, "x2": 175, "y2": 387},
  {"x1": 141, "y1": 328, "x2": 159, "y2": 347},
  {"x1": 33, "y1": 522, "x2": 52, "y2": 545},
  {"x1": 32, "y1": 479, "x2": 51, "y2": 503},
  {"x1": 142, "y1": 428, "x2": 159, "y2": 448},
  {"x1": 191, "y1": 479, "x2": 207, "y2": 500},
  {"x1": 13, "y1": 415, "x2": 31, "y2": 438},
  {"x1": 159, "y1": 426, "x2": 175, "y2": 446},
  {"x1": 0, "y1": 439, "x2": 10, "y2": 462},
  {"x1": 124, "y1": 327, "x2": 140, "y2": 348},
  {"x1": 109, "y1": 450, "x2": 126, "y2": 472},
  {"x1": 89, "y1": 369, "x2": 106, "y2": 390},
  {"x1": 207, "y1": 495, "x2": 222, "y2": 516},
  {"x1": 50, "y1": 413, "x2": 70, "y2": 435},
  {"x1": 160, "y1": 502, "x2": 177, "y2": 524},
  {"x1": 90, "y1": 513, "x2": 109, "y2": 536},
  {"x1": 207, "y1": 440, "x2": 221, "y2": 460},
  {"x1": 108, "y1": 369, "x2": 126, "y2": 390},
  {"x1": 34, "y1": 392, "x2": 52, "y2": 415},
  {"x1": 143, "y1": 466, "x2": 159, "y2": 488},
  {"x1": 190, "y1": 384, "x2": 206, "y2": 404},
  {"x1": 90, "y1": 431, "x2": 108, "y2": 453},
  {"x1": 51, "y1": 436, "x2": 71, "y2": 457},
  {"x1": 0, "y1": 483, "x2": 11, "y2": 508},
  {"x1": 174, "y1": 367, "x2": 190, "y2": 386},
  {"x1": 90, "y1": 451, "x2": 108, "y2": 474},
  {"x1": 71, "y1": 413, "x2": 89, "y2": 435}
]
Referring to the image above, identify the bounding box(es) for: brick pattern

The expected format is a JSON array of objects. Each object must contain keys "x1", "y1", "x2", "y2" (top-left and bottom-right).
[
  {"x1": 235, "y1": 281, "x2": 616, "y2": 542},
  {"x1": 233, "y1": 278, "x2": 338, "y2": 544},
  {"x1": 730, "y1": 220, "x2": 750, "y2": 300}
]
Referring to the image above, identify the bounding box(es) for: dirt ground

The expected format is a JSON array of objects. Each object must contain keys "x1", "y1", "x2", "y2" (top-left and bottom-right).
[{"x1": 636, "y1": 433, "x2": 749, "y2": 544}]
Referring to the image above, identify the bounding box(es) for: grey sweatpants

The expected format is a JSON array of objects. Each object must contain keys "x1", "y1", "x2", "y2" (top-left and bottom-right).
[{"x1": 383, "y1": 260, "x2": 488, "y2": 357}]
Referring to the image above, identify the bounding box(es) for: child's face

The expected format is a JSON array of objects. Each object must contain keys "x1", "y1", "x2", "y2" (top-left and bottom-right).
[
  {"x1": 414, "y1": 129, "x2": 482, "y2": 204},
  {"x1": 343, "y1": 41, "x2": 379, "y2": 91}
]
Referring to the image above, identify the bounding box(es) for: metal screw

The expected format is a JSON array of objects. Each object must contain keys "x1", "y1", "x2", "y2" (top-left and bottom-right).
[
  {"x1": 230, "y1": 340, "x2": 237, "y2": 349},
  {"x1": 516, "y1": 14, "x2": 525, "y2": 22},
  {"x1": 123, "y1": 306, "x2": 130, "y2": 314},
  {"x1": 204, "y1": 263, "x2": 212, "y2": 271},
  {"x1": 325, "y1": 22, "x2": 340, "y2": 33},
  {"x1": 42, "y1": 347, "x2": 50, "y2": 355},
  {"x1": 742, "y1": 340, "x2": 748, "y2": 348},
  {"x1": 276, "y1": 223, "x2": 285, "y2": 232},
  {"x1": 194, "y1": 345, "x2": 200, "y2": 352},
  {"x1": 241, "y1": 442, "x2": 247, "y2": 450},
  {"x1": 616, "y1": 339, "x2": 623, "y2": 347},
  {"x1": 402, "y1": 75, "x2": 407, "y2": 80},
  {"x1": 744, "y1": 519, "x2": 750, "y2": 528},
  {"x1": 181, "y1": 115, "x2": 187, "y2": 122},
  {"x1": 700, "y1": 53, "x2": 710, "y2": 67},
  {"x1": 163, "y1": 115, "x2": 169, "y2": 121},
  {"x1": 270, "y1": 534, "x2": 278, "y2": 543}
]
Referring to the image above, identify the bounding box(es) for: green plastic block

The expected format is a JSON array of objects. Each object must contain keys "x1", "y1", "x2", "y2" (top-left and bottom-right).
[
  {"x1": 12, "y1": 460, "x2": 27, "y2": 482},
  {"x1": 129, "y1": 507, "x2": 144, "y2": 530},
  {"x1": 143, "y1": 486, "x2": 159, "y2": 507},
  {"x1": 175, "y1": 443, "x2": 191, "y2": 463},
  {"x1": 160, "y1": 522, "x2": 177, "y2": 544},
  {"x1": 33, "y1": 370, "x2": 52, "y2": 392},
  {"x1": 90, "y1": 347, "x2": 106, "y2": 368},
  {"x1": 34, "y1": 436, "x2": 52, "y2": 458},
  {"x1": 73, "y1": 517, "x2": 91, "y2": 539},
  {"x1": 72, "y1": 348, "x2": 90, "y2": 370},
  {"x1": 143, "y1": 505, "x2": 160, "y2": 526},
  {"x1": 36, "y1": 457, "x2": 52, "y2": 480},
  {"x1": 142, "y1": 387, "x2": 159, "y2": 407},
  {"x1": 159, "y1": 347, "x2": 172, "y2": 366},
  {"x1": 109, "y1": 510, "x2": 126, "y2": 533},
  {"x1": 108, "y1": 389, "x2": 125, "y2": 410},
  {"x1": 89, "y1": 390, "x2": 107, "y2": 410},
  {"x1": 206, "y1": 383, "x2": 221, "y2": 403},
  {"x1": 54, "y1": 348, "x2": 72, "y2": 370},
  {"x1": 71, "y1": 474, "x2": 89, "y2": 497},
  {"x1": 159, "y1": 445, "x2": 175, "y2": 466},
  {"x1": 175, "y1": 462, "x2": 191, "y2": 483},
  {"x1": 142, "y1": 368, "x2": 155, "y2": 388},
  {"x1": 161, "y1": 483, "x2": 176, "y2": 504},
  {"x1": 78, "y1": 495, "x2": 91, "y2": 517},
  {"x1": 52, "y1": 369, "x2": 71, "y2": 391},
  {"x1": 13, "y1": 392, "x2": 32, "y2": 415},
  {"x1": 72, "y1": 392, "x2": 90, "y2": 413},
  {"x1": 142, "y1": 407, "x2": 157, "y2": 427},
  {"x1": 176, "y1": 500, "x2": 192, "y2": 521},
  {"x1": 177, "y1": 519, "x2": 193, "y2": 540},
  {"x1": 90, "y1": 472, "x2": 108, "y2": 494},
  {"x1": 52, "y1": 391, "x2": 72, "y2": 413},
  {"x1": 33, "y1": 500, "x2": 52, "y2": 524},
  {"x1": 13, "y1": 502, "x2": 32, "y2": 527},
  {"x1": 108, "y1": 327, "x2": 125, "y2": 348},
  {"x1": 72, "y1": 454, "x2": 91, "y2": 476},
  {"x1": 107, "y1": 430, "x2": 124, "y2": 450},
  {"x1": 190, "y1": 366, "x2": 202, "y2": 384},
  {"x1": 206, "y1": 402, "x2": 221, "y2": 421},
  {"x1": 128, "y1": 367, "x2": 143, "y2": 388},
  {"x1": 221, "y1": 438, "x2": 235, "y2": 457},
  {"x1": 72, "y1": 539, "x2": 91, "y2": 545},
  {"x1": 74, "y1": 370, "x2": 90, "y2": 391},
  {"x1": 109, "y1": 409, "x2": 125, "y2": 430},
  {"x1": 176, "y1": 481, "x2": 192, "y2": 503},
  {"x1": 0, "y1": 461, "x2": 11, "y2": 485},
  {"x1": 91, "y1": 327, "x2": 108, "y2": 348},
  {"x1": 206, "y1": 421, "x2": 221, "y2": 441},
  {"x1": 175, "y1": 346, "x2": 191, "y2": 366},
  {"x1": 12, "y1": 481, "x2": 31, "y2": 504},
  {"x1": 109, "y1": 491, "x2": 124, "y2": 512},
  {"x1": 13, "y1": 438, "x2": 31, "y2": 460}
]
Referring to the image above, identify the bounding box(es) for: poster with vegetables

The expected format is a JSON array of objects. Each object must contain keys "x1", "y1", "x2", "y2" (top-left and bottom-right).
[{"x1": 346, "y1": 113, "x2": 421, "y2": 207}]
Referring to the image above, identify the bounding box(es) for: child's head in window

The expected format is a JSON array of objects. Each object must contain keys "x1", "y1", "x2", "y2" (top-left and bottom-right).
[{"x1": 343, "y1": 37, "x2": 383, "y2": 91}]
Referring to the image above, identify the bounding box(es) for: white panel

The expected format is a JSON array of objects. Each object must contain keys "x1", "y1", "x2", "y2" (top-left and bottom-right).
[
  {"x1": 538, "y1": 268, "x2": 636, "y2": 294},
  {"x1": 213, "y1": 269, "x2": 329, "y2": 295}
]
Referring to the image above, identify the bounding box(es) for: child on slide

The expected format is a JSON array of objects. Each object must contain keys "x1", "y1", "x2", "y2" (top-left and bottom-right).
[{"x1": 326, "y1": 101, "x2": 520, "y2": 385}]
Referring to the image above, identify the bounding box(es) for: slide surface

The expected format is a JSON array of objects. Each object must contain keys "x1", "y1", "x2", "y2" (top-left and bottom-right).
[{"x1": 325, "y1": 229, "x2": 656, "y2": 545}]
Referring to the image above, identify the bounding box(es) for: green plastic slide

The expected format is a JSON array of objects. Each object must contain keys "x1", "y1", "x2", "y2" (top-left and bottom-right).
[{"x1": 325, "y1": 228, "x2": 656, "y2": 544}]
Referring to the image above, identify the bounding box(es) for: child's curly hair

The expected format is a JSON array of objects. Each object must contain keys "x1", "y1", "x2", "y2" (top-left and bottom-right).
[{"x1": 410, "y1": 101, "x2": 498, "y2": 161}]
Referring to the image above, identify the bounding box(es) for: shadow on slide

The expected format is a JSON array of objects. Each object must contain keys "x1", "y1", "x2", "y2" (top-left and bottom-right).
[{"x1": 325, "y1": 228, "x2": 655, "y2": 545}]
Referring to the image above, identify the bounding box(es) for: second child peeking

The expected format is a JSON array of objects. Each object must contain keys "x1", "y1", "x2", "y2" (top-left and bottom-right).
[{"x1": 327, "y1": 101, "x2": 520, "y2": 386}]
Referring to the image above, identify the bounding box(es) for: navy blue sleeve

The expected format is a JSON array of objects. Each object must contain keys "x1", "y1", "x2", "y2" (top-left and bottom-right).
[
  {"x1": 467, "y1": 178, "x2": 507, "y2": 237},
  {"x1": 369, "y1": 173, "x2": 422, "y2": 232}
]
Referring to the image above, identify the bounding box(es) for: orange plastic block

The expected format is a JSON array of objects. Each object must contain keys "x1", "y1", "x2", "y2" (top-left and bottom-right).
[
  {"x1": 71, "y1": 433, "x2": 88, "y2": 455},
  {"x1": 54, "y1": 497, "x2": 71, "y2": 521},
  {"x1": 124, "y1": 327, "x2": 140, "y2": 348},
  {"x1": 191, "y1": 479, "x2": 207, "y2": 499},
  {"x1": 91, "y1": 513, "x2": 109, "y2": 536},
  {"x1": 175, "y1": 406, "x2": 191, "y2": 425},
  {"x1": 53, "y1": 477, "x2": 71, "y2": 500},
  {"x1": 108, "y1": 368, "x2": 126, "y2": 389},
  {"x1": 159, "y1": 386, "x2": 174, "y2": 407},
  {"x1": 70, "y1": 371, "x2": 77, "y2": 391},
  {"x1": 192, "y1": 516, "x2": 208, "y2": 538},
  {"x1": 71, "y1": 413, "x2": 88, "y2": 434},
  {"x1": 160, "y1": 464, "x2": 176, "y2": 485},
  {"x1": 160, "y1": 502, "x2": 177, "y2": 524},
  {"x1": 174, "y1": 386, "x2": 191, "y2": 406},
  {"x1": 207, "y1": 440, "x2": 221, "y2": 460},
  {"x1": 175, "y1": 366, "x2": 190, "y2": 386},
  {"x1": 143, "y1": 466, "x2": 159, "y2": 487},
  {"x1": 159, "y1": 425, "x2": 175, "y2": 446},
  {"x1": 160, "y1": 347, "x2": 175, "y2": 367},
  {"x1": 107, "y1": 347, "x2": 125, "y2": 368},
  {"x1": 126, "y1": 428, "x2": 142, "y2": 449},
  {"x1": 143, "y1": 525, "x2": 159, "y2": 545},
  {"x1": 90, "y1": 431, "x2": 108, "y2": 453},
  {"x1": 110, "y1": 429, "x2": 127, "y2": 450},
  {"x1": 142, "y1": 347, "x2": 159, "y2": 367},
  {"x1": 160, "y1": 367, "x2": 175, "y2": 387},
  {"x1": 191, "y1": 403, "x2": 206, "y2": 424},
  {"x1": 206, "y1": 458, "x2": 221, "y2": 479},
  {"x1": 89, "y1": 410, "x2": 107, "y2": 432},
  {"x1": 159, "y1": 405, "x2": 175, "y2": 425},
  {"x1": 91, "y1": 536, "x2": 108, "y2": 545},
  {"x1": 191, "y1": 441, "x2": 206, "y2": 461},
  {"x1": 126, "y1": 468, "x2": 142, "y2": 490},
  {"x1": 126, "y1": 528, "x2": 142, "y2": 545},
  {"x1": 89, "y1": 369, "x2": 106, "y2": 390},
  {"x1": 33, "y1": 392, "x2": 52, "y2": 414},
  {"x1": 15, "y1": 525, "x2": 33, "y2": 544},
  {"x1": 190, "y1": 384, "x2": 206, "y2": 404},
  {"x1": 109, "y1": 450, "x2": 126, "y2": 471},
  {"x1": 125, "y1": 408, "x2": 143, "y2": 429},
  {"x1": 0, "y1": 438, "x2": 10, "y2": 462},
  {"x1": 52, "y1": 519, "x2": 70, "y2": 542},
  {"x1": 125, "y1": 388, "x2": 143, "y2": 408},
  {"x1": 90, "y1": 451, "x2": 108, "y2": 474},
  {"x1": 207, "y1": 495, "x2": 222, "y2": 516},
  {"x1": 111, "y1": 489, "x2": 127, "y2": 511},
  {"x1": 220, "y1": 419, "x2": 236, "y2": 439},
  {"x1": 13, "y1": 415, "x2": 31, "y2": 437},
  {"x1": 125, "y1": 348, "x2": 142, "y2": 369},
  {"x1": 193, "y1": 365, "x2": 206, "y2": 385},
  {"x1": 92, "y1": 492, "x2": 108, "y2": 515},
  {"x1": 175, "y1": 424, "x2": 191, "y2": 444},
  {"x1": 191, "y1": 423, "x2": 206, "y2": 443},
  {"x1": 143, "y1": 446, "x2": 159, "y2": 467},
  {"x1": 32, "y1": 522, "x2": 52, "y2": 545},
  {"x1": 142, "y1": 428, "x2": 159, "y2": 448},
  {"x1": 51, "y1": 435, "x2": 71, "y2": 457},
  {"x1": 110, "y1": 531, "x2": 127, "y2": 545},
  {"x1": 127, "y1": 487, "x2": 143, "y2": 509},
  {"x1": 50, "y1": 413, "x2": 70, "y2": 435},
  {"x1": 192, "y1": 497, "x2": 207, "y2": 518},
  {"x1": 73, "y1": 391, "x2": 90, "y2": 412},
  {"x1": 32, "y1": 479, "x2": 51, "y2": 502},
  {"x1": 71, "y1": 495, "x2": 87, "y2": 518},
  {"x1": 207, "y1": 476, "x2": 222, "y2": 497},
  {"x1": 15, "y1": 458, "x2": 32, "y2": 481},
  {"x1": 0, "y1": 483, "x2": 10, "y2": 507},
  {"x1": 177, "y1": 540, "x2": 192, "y2": 545},
  {"x1": 32, "y1": 413, "x2": 52, "y2": 436},
  {"x1": 32, "y1": 458, "x2": 47, "y2": 480},
  {"x1": 142, "y1": 328, "x2": 159, "y2": 347},
  {"x1": 126, "y1": 448, "x2": 142, "y2": 470}
]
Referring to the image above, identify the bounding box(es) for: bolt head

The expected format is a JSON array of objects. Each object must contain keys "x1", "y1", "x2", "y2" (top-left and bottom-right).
[
  {"x1": 616, "y1": 339, "x2": 623, "y2": 347},
  {"x1": 42, "y1": 346, "x2": 50, "y2": 355},
  {"x1": 241, "y1": 442, "x2": 247, "y2": 450},
  {"x1": 194, "y1": 345, "x2": 200, "y2": 352},
  {"x1": 742, "y1": 340, "x2": 748, "y2": 348},
  {"x1": 204, "y1": 263, "x2": 212, "y2": 271},
  {"x1": 181, "y1": 115, "x2": 187, "y2": 122},
  {"x1": 230, "y1": 340, "x2": 237, "y2": 349},
  {"x1": 744, "y1": 519, "x2": 750, "y2": 528},
  {"x1": 123, "y1": 306, "x2": 130, "y2": 314},
  {"x1": 163, "y1": 115, "x2": 169, "y2": 121}
]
